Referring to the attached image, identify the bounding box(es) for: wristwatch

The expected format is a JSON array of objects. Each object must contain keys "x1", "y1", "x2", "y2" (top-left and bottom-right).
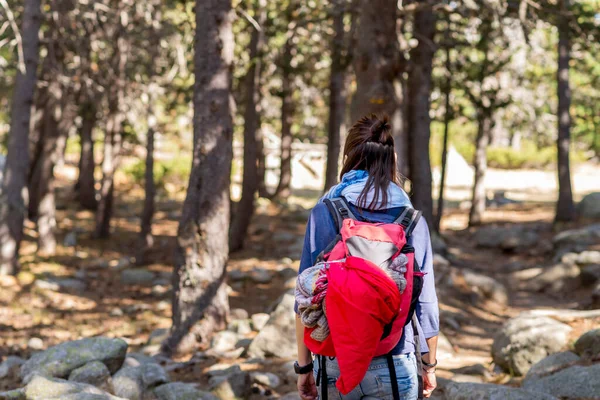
[{"x1": 294, "y1": 361, "x2": 314, "y2": 374}]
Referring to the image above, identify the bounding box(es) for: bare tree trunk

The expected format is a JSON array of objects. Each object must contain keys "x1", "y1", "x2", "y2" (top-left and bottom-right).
[
  {"x1": 137, "y1": 111, "x2": 156, "y2": 265},
  {"x1": 0, "y1": 0, "x2": 42, "y2": 275},
  {"x1": 163, "y1": 0, "x2": 234, "y2": 355},
  {"x1": 407, "y1": 7, "x2": 436, "y2": 227},
  {"x1": 555, "y1": 0, "x2": 575, "y2": 222},
  {"x1": 94, "y1": 20, "x2": 128, "y2": 238},
  {"x1": 324, "y1": 0, "x2": 348, "y2": 191},
  {"x1": 77, "y1": 103, "x2": 98, "y2": 210},
  {"x1": 351, "y1": 0, "x2": 406, "y2": 172},
  {"x1": 230, "y1": 0, "x2": 266, "y2": 252},
  {"x1": 435, "y1": 34, "x2": 452, "y2": 233},
  {"x1": 469, "y1": 112, "x2": 492, "y2": 227}
]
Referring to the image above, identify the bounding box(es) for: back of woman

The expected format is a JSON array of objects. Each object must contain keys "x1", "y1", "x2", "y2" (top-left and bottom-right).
[{"x1": 293, "y1": 115, "x2": 440, "y2": 400}]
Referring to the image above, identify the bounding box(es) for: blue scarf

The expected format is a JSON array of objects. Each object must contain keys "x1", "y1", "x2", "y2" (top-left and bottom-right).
[{"x1": 320, "y1": 170, "x2": 412, "y2": 210}]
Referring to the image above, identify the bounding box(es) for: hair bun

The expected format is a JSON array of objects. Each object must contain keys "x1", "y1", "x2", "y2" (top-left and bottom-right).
[{"x1": 370, "y1": 117, "x2": 391, "y2": 142}]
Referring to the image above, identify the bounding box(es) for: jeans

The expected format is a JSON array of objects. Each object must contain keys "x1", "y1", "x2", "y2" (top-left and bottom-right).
[{"x1": 314, "y1": 353, "x2": 419, "y2": 400}]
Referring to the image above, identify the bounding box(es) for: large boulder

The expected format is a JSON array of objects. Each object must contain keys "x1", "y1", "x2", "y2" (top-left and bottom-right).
[
  {"x1": 68, "y1": 361, "x2": 112, "y2": 393},
  {"x1": 578, "y1": 192, "x2": 600, "y2": 219},
  {"x1": 523, "y1": 263, "x2": 581, "y2": 293},
  {"x1": 491, "y1": 316, "x2": 572, "y2": 376},
  {"x1": 444, "y1": 382, "x2": 558, "y2": 400},
  {"x1": 21, "y1": 337, "x2": 128, "y2": 384},
  {"x1": 553, "y1": 224, "x2": 600, "y2": 251},
  {"x1": 461, "y1": 270, "x2": 509, "y2": 305},
  {"x1": 522, "y1": 364, "x2": 600, "y2": 399},
  {"x1": 0, "y1": 389, "x2": 25, "y2": 400},
  {"x1": 248, "y1": 293, "x2": 297, "y2": 359},
  {"x1": 523, "y1": 351, "x2": 580, "y2": 383},
  {"x1": 154, "y1": 383, "x2": 218, "y2": 400},
  {"x1": 475, "y1": 226, "x2": 539, "y2": 251},
  {"x1": 0, "y1": 356, "x2": 25, "y2": 381},
  {"x1": 25, "y1": 375, "x2": 124, "y2": 400},
  {"x1": 112, "y1": 363, "x2": 169, "y2": 400},
  {"x1": 574, "y1": 328, "x2": 600, "y2": 359}
]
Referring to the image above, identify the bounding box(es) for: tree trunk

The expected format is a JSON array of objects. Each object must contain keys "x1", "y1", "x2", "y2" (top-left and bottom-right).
[
  {"x1": 273, "y1": 37, "x2": 294, "y2": 200},
  {"x1": 435, "y1": 34, "x2": 452, "y2": 233},
  {"x1": 469, "y1": 112, "x2": 492, "y2": 227},
  {"x1": 0, "y1": 0, "x2": 42, "y2": 275},
  {"x1": 94, "y1": 23, "x2": 128, "y2": 238},
  {"x1": 163, "y1": 0, "x2": 234, "y2": 355},
  {"x1": 324, "y1": 0, "x2": 348, "y2": 191},
  {"x1": 230, "y1": 0, "x2": 266, "y2": 251},
  {"x1": 351, "y1": 0, "x2": 406, "y2": 173},
  {"x1": 77, "y1": 103, "x2": 98, "y2": 210},
  {"x1": 407, "y1": 7, "x2": 436, "y2": 227},
  {"x1": 555, "y1": 0, "x2": 575, "y2": 222},
  {"x1": 137, "y1": 112, "x2": 156, "y2": 265}
]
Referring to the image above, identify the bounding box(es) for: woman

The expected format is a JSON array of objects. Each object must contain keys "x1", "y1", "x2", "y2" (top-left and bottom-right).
[{"x1": 294, "y1": 115, "x2": 439, "y2": 400}]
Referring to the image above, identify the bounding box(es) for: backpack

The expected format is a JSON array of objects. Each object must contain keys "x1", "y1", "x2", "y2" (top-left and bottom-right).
[{"x1": 304, "y1": 197, "x2": 424, "y2": 399}]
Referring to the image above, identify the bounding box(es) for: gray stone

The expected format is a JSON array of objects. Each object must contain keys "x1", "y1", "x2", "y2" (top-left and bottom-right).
[
  {"x1": 121, "y1": 269, "x2": 155, "y2": 286},
  {"x1": 250, "y1": 372, "x2": 281, "y2": 388},
  {"x1": 27, "y1": 337, "x2": 44, "y2": 350},
  {"x1": 461, "y1": 270, "x2": 508, "y2": 305},
  {"x1": 0, "y1": 356, "x2": 25, "y2": 380},
  {"x1": 577, "y1": 250, "x2": 600, "y2": 265},
  {"x1": 68, "y1": 361, "x2": 112, "y2": 392},
  {"x1": 64, "y1": 232, "x2": 77, "y2": 248},
  {"x1": 491, "y1": 316, "x2": 572, "y2": 376},
  {"x1": 574, "y1": 328, "x2": 600, "y2": 358},
  {"x1": 501, "y1": 231, "x2": 540, "y2": 252},
  {"x1": 523, "y1": 364, "x2": 600, "y2": 399},
  {"x1": 21, "y1": 337, "x2": 128, "y2": 383},
  {"x1": 154, "y1": 382, "x2": 218, "y2": 400},
  {"x1": 523, "y1": 351, "x2": 580, "y2": 383},
  {"x1": 475, "y1": 226, "x2": 538, "y2": 251},
  {"x1": 252, "y1": 313, "x2": 271, "y2": 331},
  {"x1": 280, "y1": 393, "x2": 302, "y2": 400},
  {"x1": 206, "y1": 364, "x2": 241, "y2": 378},
  {"x1": 126, "y1": 353, "x2": 160, "y2": 367},
  {"x1": 141, "y1": 363, "x2": 170, "y2": 389},
  {"x1": 279, "y1": 267, "x2": 298, "y2": 280},
  {"x1": 581, "y1": 264, "x2": 600, "y2": 286},
  {"x1": 35, "y1": 278, "x2": 86, "y2": 293},
  {"x1": 228, "y1": 270, "x2": 247, "y2": 282},
  {"x1": 229, "y1": 308, "x2": 249, "y2": 320},
  {"x1": 25, "y1": 375, "x2": 123, "y2": 400},
  {"x1": 209, "y1": 371, "x2": 250, "y2": 399},
  {"x1": 248, "y1": 294, "x2": 297, "y2": 359},
  {"x1": 112, "y1": 366, "x2": 143, "y2": 400},
  {"x1": 524, "y1": 263, "x2": 581, "y2": 292},
  {"x1": 250, "y1": 267, "x2": 273, "y2": 284},
  {"x1": 227, "y1": 320, "x2": 252, "y2": 336},
  {"x1": 0, "y1": 389, "x2": 25, "y2": 400},
  {"x1": 444, "y1": 382, "x2": 558, "y2": 400},
  {"x1": 578, "y1": 192, "x2": 600, "y2": 219},
  {"x1": 450, "y1": 363, "x2": 489, "y2": 377},
  {"x1": 553, "y1": 224, "x2": 600, "y2": 247},
  {"x1": 211, "y1": 331, "x2": 239, "y2": 353}
]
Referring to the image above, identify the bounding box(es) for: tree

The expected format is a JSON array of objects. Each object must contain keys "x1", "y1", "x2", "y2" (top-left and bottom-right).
[
  {"x1": 407, "y1": 5, "x2": 436, "y2": 227},
  {"x1": 163, "y1": 0, "x2": 234, "y2": 355},
  {"x1": 351, "y1": 0, "x2": 407, "y2": 173},
  {"x1": 323, "y1": 0, "x2": 350, "y2": 191},
  {"x1": 76, "y1": 102, "x2": 98, "y2": 210},
  {"x1": 0, "y1": 0, "x2": 42, "y2": 275},
  {"x1": 230, "y1": 0, "x2": 267, "y2": 252},
  {"x1": 555, "y1": 0, "x2": 575, "y2": 222}
]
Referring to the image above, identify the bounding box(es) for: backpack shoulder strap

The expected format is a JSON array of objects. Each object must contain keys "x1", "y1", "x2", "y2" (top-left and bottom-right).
[
  {"x1": 393, "y1": 207, "x2": 422, "y2": 237},
  {"x1": 323, "y1": 197, "x2": 357, "y2": 231}
]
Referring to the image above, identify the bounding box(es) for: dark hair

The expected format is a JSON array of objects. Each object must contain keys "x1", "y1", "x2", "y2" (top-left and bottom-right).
[{"x1": 339, "y1": 114, "x2": 403, "y2": 210}]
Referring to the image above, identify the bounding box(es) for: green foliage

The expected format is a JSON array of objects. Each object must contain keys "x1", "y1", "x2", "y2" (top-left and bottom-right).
[{"x1": 122, "y1": 156, "x2": 191, "y2": 189}]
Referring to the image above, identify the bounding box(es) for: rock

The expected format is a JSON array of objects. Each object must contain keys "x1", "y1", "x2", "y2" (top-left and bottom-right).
[
  {"x1": 577, "y1": 250, "x2": 600, "y2": 265},
  {"x1": 581, "y1": 264, "x2": 600, "y2": 286},
  {"x1": 491, "y1": 316, "x2": 572, "y2": 376},
  {"x1": 147, "y1": 328, "x2": 169, "y2": 346},
  {"x1": 524, "y1": 263, "x2": 581, "y2": 293},
  {"x1": 553, "y1": 224, "x2": 600, "y2": 247},
  {"x1": 475, "y1": 226, "x2": 538, "y2": 251},
  {"x1": 250, "y1": 267, "x2": 273, "y2": 284},
  {"x1": 124, "y1": 353, "x2": 160, "y2": 367},
  {"x1": 437, "y1": 331, "x2": 455, "y2": 360},
  {"x1": 450, "y1": 364, "x2": 489, "y2": 377},
  {"x1": 250, "y1": 372, "x2": 281, "y2": 388},
  {"x1": 250, "y1": 313, "x2": 270, "y2": 331},
  {"x1": 112, "y1": 366, "x2": 143, "y2": 400},
  {"x1": 110, "y1": 308, "x2": 124, "y2": 317},
  {"x1": 0, "y1": 356, "x2": 25, "y2": 380},
  {"x1": 228, "y1": 270, "x2": 247, "y2": 282},
  {"x1": 461, "y1": 270, "x2": 508, "y2": 305},
  {"x1": 154, "y1": 382, "x2": 218, "y2": 400},
  {"x1": 34, "y1": 277, "x2": 86, "y2": 293},
  {"x1": 523, "y1": 351, "x2": 580, "y2": 383},
  {"x1": 444, "y1": 382, "x2": 558, "y2": 400},
  {"x1": 248, "y1": 294, "x2": 297, "y2": 359},
  {"x1": 433, "y1": 254, "x2": 450, "y2": 268},
  {"x1": 280, "y1": 393, "x2": 302, "y2": 400},
  {"x1": 228, "y1": 320, "x2": 252, "y2": 336},
  {"x1": 206, "y1": 364, "x2": 242, "y2": 378},
  {"x1": 121, "y1": 269, "x2": 155, "y2": 286},
  {"x1": 0, "y1": 389, "x2": 25, "y2": 400},
  {"x1": 209, "y1": 370, "x2": 250, "y2": 399},
  {"x1": 430, "y1": 232, "x2": 447, "y2": 255},
  {"x1": 229, "y1": 308, "x2": 249, "y2": 320},
  {"x1": 279, "y1": 267, "x2": 298, "y2": 281},
  {"x1": 578, "y1": 192, "x2": 600, "y2": 219},
  {"x1": 574, "y1": 328, "x2": 600, "y2": 358},
  {"x1": 211, "y1": 331, "x2": 239, "y2": 353},
  {"x1": 25, "y1": 375, "x2": 123, "y2": 400},
  {"x1": 21, "y1": 337, "x2": 128, "y2": 384},
  {"x1": 64, "y1": 232, "x2": 77, "y2": 248},
  {"x1": 68, "y1": 361, "x2": 112, "y2": 392},
  {"x1": 523, "y1": 364, "x2": 600, "y2": 399},
  {"x1": 27, "y1": 337, "x2": 44, "y2": 350},
  {"x1": 141, "y1": 363, "x2": 169, "y2": 389}
]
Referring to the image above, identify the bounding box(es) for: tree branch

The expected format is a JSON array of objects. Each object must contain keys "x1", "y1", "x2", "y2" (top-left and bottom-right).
[{"x1": 0, "y1": 0, "x2": 25, "y2": 73}]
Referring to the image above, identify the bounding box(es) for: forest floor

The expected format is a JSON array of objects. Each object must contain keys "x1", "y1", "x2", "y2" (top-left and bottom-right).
[{"x1": 1, "y1": 168, "x2": 599, "y2": 397}]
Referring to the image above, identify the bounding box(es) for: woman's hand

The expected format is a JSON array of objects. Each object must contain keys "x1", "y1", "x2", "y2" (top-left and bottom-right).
[
  {"x1": 297, "y1": 373, "x2": 318, "y2": 400},
  {"x1": 422, "y1": 368, "x2": 437, "y2": 398}
]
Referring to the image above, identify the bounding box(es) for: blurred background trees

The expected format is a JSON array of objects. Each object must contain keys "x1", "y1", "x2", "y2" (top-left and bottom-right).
[{"x1": 0, "y1": 0, "x2": 599, "y2": 347}]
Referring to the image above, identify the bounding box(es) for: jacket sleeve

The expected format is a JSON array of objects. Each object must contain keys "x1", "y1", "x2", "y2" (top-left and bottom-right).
[{"x1": 410, "y1": 219, "x2": 440, "y2": 339}]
